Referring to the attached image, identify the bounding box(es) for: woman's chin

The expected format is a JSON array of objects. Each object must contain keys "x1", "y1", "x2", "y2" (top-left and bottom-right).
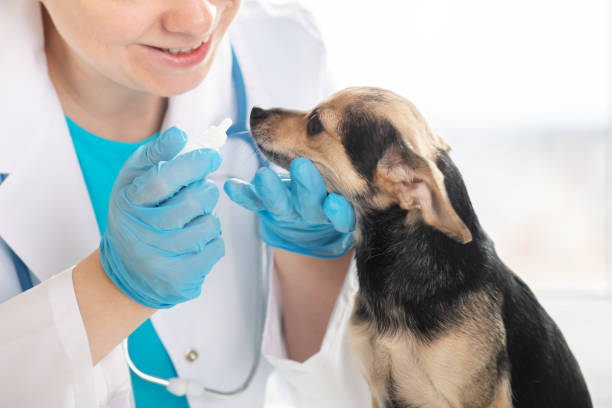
[
  {"x1": 153, "y1": 69, "x2": 210, "y2": 96},
  {"x1": 129, "y1": 60, "x2": 212, "y2": 97},
  {"x1": 153, "y1": 80, "x2": 203, "y2": 97}
]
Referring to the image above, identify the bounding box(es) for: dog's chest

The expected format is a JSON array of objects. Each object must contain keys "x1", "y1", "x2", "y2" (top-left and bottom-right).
[{"x1": 348, "y1": 293, "x2": 509, "y2": 408}]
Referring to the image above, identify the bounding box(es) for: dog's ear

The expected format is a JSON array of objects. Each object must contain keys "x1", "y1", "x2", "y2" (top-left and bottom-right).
[
  {"x1": 434, "y1": 133, "x2": 452, "y2": 153},
  {"x1": 377, "y1": 147, "x2": 472, "y2": 243}
]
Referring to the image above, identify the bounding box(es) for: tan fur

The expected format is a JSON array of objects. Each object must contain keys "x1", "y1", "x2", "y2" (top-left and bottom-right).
[
  {"x1": 349, "y1": 290, "x2": 511, "y2": 408},
  {"x1": 252, "y1": 107, "x2": 368, "y2": 199},
  {"x1": 490, "y1": 377, "x2": 513, "y2": 408},
  {"x1": 348, "y1": 319, "x2": 391, "y2": 407}
]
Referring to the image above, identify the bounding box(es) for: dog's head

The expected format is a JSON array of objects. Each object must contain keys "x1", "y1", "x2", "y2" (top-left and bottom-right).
[{"x1": 250, "y1": 87, "x2": 472, "y2": 244}]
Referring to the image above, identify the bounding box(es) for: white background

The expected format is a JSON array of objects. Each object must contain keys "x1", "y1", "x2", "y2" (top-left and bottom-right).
[{"x1": 307, "y1": 0, "x2": 611, "y2": 292}]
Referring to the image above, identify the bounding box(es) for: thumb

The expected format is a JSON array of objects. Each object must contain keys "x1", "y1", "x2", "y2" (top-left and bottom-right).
[
  {"x1": 224, "y1": 179, "x2": 266, "y2": 212},
  {"x1": 323, "y1": 193, "x2": 355, "y2": 233},
  {"x1": 125, "y1": 127, "x2": 187, "y2": 170}
]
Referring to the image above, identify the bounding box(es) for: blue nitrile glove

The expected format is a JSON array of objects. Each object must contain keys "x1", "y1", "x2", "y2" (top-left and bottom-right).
[
  {"x1": 223, "y1": 157, "x2": 354, "y2": 258},
  {"x1": 100, "y1": 127, "x2": 225, "y2": 309}
]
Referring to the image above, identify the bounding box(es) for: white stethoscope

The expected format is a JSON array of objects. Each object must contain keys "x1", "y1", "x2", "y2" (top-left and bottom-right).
[{"x1": 122, "y1": 341, "x2": 261, "y2": 398}]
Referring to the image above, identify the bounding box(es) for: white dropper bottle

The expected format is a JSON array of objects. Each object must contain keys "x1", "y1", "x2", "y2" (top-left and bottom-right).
[{"x1": 175, "y1": 118, "x2": 232, "y2": 157}]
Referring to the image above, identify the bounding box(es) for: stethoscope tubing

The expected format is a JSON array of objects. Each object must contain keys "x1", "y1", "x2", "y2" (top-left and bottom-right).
[{"x1": 122, "y1": 336, "x2": 263, "y2": 398}]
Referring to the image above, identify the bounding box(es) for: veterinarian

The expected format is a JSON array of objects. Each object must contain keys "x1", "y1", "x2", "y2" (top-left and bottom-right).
[{"x1": 0, "y1": 0, "x2": 369, "y2": 407}]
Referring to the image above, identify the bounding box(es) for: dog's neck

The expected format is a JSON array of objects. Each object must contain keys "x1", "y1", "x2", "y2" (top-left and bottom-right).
[{"x1": 352, "y1": 152, "x2": 500, "y2": 336}]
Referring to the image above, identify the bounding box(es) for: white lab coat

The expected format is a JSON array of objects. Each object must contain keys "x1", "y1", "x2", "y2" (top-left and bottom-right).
[{"x1": 0, "y1": 1, "x2": 370, "y2": 407}]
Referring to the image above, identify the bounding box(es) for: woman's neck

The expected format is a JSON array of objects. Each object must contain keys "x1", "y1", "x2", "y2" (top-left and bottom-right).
[{"x1": 42, "y1": 7, "x2": 167, "y2": 143}]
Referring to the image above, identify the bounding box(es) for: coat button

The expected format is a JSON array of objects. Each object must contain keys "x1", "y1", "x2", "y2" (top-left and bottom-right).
[{"x1": 185, "y1": 349, "x2": 199, "y2": 362}]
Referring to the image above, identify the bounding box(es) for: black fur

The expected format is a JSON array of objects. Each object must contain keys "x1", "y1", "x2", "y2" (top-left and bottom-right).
[
  {"x1": 345, "y1": 111, "x2": 592, "y2": 406},
  {"x1": 341, "y1": 107, "x2": 404, "y2": 182},
  {"x1": 307, "y1": 108, "x2": 324, "y2": 137}
]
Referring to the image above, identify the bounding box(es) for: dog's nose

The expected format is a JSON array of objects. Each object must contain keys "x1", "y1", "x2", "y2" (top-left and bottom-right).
[{"x1": 250, "y1": 107, "x2": 269, "y2": 125}]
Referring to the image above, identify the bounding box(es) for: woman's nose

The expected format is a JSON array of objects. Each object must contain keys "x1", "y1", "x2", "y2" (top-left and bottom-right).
[{"x1": 161, "y1": 0, "x2": 217, "y2": 37}]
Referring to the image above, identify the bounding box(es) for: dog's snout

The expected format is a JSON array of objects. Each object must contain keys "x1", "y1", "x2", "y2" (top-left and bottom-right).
[{"x1": 250, "y1": 107, "x2": 269, "y2": 126}]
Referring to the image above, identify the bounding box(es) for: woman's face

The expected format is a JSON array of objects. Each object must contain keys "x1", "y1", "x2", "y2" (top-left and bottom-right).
[{"x1": 40, "y1": 0, "x2": 242, "y2": 96}]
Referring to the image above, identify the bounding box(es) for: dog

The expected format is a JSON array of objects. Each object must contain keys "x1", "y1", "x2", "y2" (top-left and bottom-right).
[{"x1": 248, "y1": 87, "x2": 592, "y2": 408}]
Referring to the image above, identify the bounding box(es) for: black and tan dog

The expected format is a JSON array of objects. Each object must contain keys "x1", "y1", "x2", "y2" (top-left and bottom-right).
[{"x1": 249, "y1": 88, "x2": 592, "y2": 408}]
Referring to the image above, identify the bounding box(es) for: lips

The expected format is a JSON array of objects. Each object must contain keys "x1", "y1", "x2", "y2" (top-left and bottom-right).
[
  {"x1": 157, "y1": 42, "x2": 204, "y2": 55},
  {"x1": 143, "y1": 35, "x2": 214, "y2": 69}
]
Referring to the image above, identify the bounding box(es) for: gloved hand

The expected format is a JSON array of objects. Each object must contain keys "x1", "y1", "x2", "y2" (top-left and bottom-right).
[
  {"x1": 223, "y1": 158, "x2": 354, "y2": 258},
  {"x1": 100, "y1": 127, "x2": 225, "y2": 309}
]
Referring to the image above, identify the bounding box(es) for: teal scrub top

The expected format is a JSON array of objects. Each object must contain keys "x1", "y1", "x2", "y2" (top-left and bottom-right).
[{"x1": 67, "y1": 116, "x2": 190, "y2": 408}]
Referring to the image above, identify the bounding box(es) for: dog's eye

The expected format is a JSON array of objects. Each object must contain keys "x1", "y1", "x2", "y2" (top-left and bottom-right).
[{"x1": 307, "y1": 110, "x2": 324, "y2": 136}]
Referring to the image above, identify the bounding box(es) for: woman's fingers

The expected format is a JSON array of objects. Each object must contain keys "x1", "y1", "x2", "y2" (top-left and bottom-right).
[
  {"x1": 290, "y1": 158, "x2": 328, "y2": 224},
  {"x1": 223, "y1": 178, "x2": 265, "y2": 212},
  {"x1": 126, "y1": 179, "x2": 219, "y2": 230},
  {"x1": 225, "y1": 160, "x2": 351, "y2": 230},
  {"x1": 252, "y1": 167, "x2": 292, "y2": 219},
  {"x1": 324, "y1": 193, "x2": 355, "y2": 233},
  {"x1": 126, "y1": 148, "x2": 222, "y2": 206},
  {"x1": 225, "y1": 168, "x2": 293, "y2": 219},
  {"x1": 115, "y1": 206, "x2": 222, "y2": 255},
  {"x1": 181, "y1": 236, "x2": 225, "y2": 276},
  {"x1": 125, "y1": 127, "x2": 187, "y2": 170}
]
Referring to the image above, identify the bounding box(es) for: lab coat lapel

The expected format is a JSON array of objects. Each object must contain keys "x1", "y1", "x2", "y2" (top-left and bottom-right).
[{"x1": 0, "y1": 2, "x2": 99, "y2": 283}]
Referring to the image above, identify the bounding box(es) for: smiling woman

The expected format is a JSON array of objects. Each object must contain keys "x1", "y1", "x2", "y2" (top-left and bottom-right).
[
  {"x1": 42, "y1": 0, "x2": 238, "y2": 94},
  {"x1": 40, "y1": 0, "x2": 241, "y2": 145},
  {"x1": 0, "y1": 1, "x2": 372, "y2": 407}
]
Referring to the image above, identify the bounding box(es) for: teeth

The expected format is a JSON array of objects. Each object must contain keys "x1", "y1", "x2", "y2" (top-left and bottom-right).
[{"x1": 162, "y1": 42, "x2": 203, "y2": 55}]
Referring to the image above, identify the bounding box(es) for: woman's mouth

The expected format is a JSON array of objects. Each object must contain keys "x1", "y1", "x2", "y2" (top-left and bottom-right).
[
  {"x1": 143, "y1": 36, "x2": 214, "y2": 69},
  {"x1": 158, "y1": 41, "x2": 205, "y2": 55}
]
